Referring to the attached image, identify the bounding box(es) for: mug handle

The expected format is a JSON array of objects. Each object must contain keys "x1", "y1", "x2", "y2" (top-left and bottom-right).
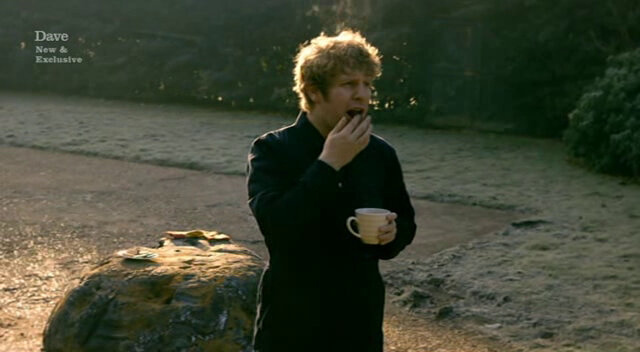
[{"x1": 346, "y1": 216, "x2": 361, "y2": 239}]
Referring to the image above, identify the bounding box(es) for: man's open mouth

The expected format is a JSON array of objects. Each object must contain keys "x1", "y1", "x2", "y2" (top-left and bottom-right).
[{"x1": 346, "y1": 108, "x2": 365, "y2": 118}]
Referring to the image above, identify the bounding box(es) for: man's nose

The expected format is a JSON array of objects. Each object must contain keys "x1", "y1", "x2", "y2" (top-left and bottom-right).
[{"x1": 353, "y1": 82, "x2": 370, "y2": 101}]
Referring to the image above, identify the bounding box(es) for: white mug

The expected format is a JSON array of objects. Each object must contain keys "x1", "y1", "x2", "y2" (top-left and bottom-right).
[{"x1": 346, "y1": 208, "x2": 390, "y2": 245}]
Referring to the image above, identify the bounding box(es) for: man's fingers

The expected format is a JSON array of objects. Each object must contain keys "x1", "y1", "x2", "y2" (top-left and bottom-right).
[
  {"x1": 356, "y1": 119, "x2": 372, "y2": 145},
  {"x1": 378, "y1": 223, "x2": 395, "y2": 233},
  {"x1": 344, "y1": 114, "x2": 362, "y2": 133},
  {"x1": 378, "y1": 232, "x2": 395, "y2": 245},
  {"x1": 353, "y1": 115, "x2": 371, "y2": 139},
  {"x1": 378, "y1": 221, "x2": 396, "y2": 244},
  {"x1": 331, "y1": 116, "x2": 349, "y2": 134}
]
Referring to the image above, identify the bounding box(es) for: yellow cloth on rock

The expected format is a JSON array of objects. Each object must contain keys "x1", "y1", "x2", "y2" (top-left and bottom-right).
[{"x1": 165, "y1": 230, "x2": 231, "y2": 241}]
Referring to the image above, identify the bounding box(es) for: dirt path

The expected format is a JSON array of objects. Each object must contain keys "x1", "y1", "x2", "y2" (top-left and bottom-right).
[{"x1": 0, "y1": 146, "x2": 519, "y2": 352}]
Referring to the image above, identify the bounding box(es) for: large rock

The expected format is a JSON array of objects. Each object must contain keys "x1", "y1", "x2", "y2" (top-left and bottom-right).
[{"x1": 43, "y1": 237, "x2": 264, "y2": 352}]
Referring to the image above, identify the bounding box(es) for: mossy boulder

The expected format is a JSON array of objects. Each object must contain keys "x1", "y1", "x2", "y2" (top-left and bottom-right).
[{"x1": 43, "y1": 237, "x2": 264, "y2": 352}]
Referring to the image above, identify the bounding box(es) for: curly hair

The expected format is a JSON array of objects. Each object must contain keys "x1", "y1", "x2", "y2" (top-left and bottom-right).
[{"x1": 293, "y1": 29, "x2": 382, "y2": 112}]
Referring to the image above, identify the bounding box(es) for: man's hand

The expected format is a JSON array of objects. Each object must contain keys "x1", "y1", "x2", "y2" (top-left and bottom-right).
[
  {"x1": 319, "y1": 115, "x2": 371, "y2": 171},
  {"x1": 378, "y1": 212, "x2": 397, "y2": 245}
]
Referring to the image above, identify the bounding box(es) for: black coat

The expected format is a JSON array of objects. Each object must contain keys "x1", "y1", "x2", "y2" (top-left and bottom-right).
[{"x1": 246, "y1": 112, "x2": 416, "y2": 352}]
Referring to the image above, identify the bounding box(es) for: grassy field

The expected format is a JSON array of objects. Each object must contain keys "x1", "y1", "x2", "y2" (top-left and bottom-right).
[{"x1": 1, "y1": 91, "x2": 638, "y2": 351}]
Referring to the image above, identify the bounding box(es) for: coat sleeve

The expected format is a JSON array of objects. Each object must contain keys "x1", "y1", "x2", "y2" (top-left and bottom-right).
[
  {"x1": 378, "y1": 147, "x2": 416, "y2": 260},
  {"x1": 247, "y1": 135, "x2": 341, "y2": 248}
]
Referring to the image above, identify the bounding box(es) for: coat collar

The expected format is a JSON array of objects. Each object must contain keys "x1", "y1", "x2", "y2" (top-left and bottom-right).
[{"x1": 294, "y1": 111, "x2": 325, "y2": 156}]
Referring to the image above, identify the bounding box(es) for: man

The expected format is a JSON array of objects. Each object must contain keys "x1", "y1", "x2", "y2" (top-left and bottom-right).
[{"x1": 246, "y1": 30, "x2": 416, "y2": 352}]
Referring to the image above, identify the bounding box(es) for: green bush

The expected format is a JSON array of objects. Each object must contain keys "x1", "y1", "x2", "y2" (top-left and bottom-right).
[
  {"x1": 564, "y1": 48, "x2": 640, "y2": 177},
  {"x1": 2, "y1": 0, "x2": 639, "y2": 136}
]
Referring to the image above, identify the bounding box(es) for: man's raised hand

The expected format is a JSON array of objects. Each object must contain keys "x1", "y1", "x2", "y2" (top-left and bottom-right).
[{"x1": 319, "y1": 115, "x2": 372, "y2": 171}]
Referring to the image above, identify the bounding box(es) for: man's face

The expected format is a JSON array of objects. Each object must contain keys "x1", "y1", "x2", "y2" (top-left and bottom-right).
[{"x1": 311, "y1": 71, "x2": 373, "y2": 131}]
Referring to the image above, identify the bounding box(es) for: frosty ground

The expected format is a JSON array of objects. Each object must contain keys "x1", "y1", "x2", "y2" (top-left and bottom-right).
[{"x1": 0, "y1": 92, "x2": 638, "y2": 351}]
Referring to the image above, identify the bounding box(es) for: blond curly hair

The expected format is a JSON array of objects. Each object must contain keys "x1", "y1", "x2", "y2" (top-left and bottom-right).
[{"x1": 293, "y1": 30, "x2": 382, "y2": 112}]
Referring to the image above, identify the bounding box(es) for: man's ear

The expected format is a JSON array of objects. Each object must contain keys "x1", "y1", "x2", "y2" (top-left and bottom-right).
[{"x1": 306, "y1": 85, "x2": 323, "y2": 104}]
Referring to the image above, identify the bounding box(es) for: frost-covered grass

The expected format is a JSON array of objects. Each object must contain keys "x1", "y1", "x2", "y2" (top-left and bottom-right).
[{"x1": 1, "y1": 91, "x2": 638, "y2": 351}]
